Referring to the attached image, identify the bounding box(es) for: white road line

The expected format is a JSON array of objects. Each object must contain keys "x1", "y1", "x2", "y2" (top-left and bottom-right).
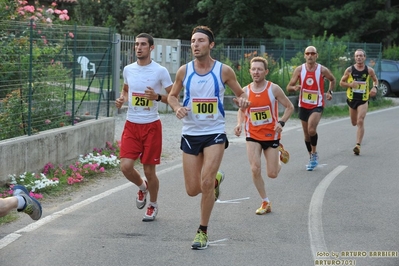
[
  {"x1": 217, "y1": 197, "x2": 250, "y2": 203},
  {"x1": 308, "y1": 165, "x2": 347, "y2": 260},
  {"x1": 0, "y1": 163, "x2": 183, "y2": 250}
]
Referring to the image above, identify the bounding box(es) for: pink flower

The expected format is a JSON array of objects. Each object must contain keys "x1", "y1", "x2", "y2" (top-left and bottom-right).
[
  {"x1": 69, "y1": 32, "x2": 74, "y2": 38},
  {"x1": 67, "y1": 177, "x2": 75, "y2": 185},
  {"x1": 46, "y1": 8, "x2": 54, "y2": 14},
  {"x1": 23, "y1": 5, "x2": 35, "y2": 13},
  {"x1": 59, "y1": 14, "x2": 69, "y2": 21},
  {"x1": 99, "y1": 167, "x2": 105, "y2": 173},
  {"x1": 30, "y1": 192, "x2": 43, "y2": 199},
  {"x1": 51, "y1": 2, "x2": 57, "y2": 7},
  {"x1": 45, "y1": 119, "x2": 51, "y2": 124}
]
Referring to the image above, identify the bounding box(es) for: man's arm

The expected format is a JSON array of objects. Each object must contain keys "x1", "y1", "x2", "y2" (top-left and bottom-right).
[
  {"x1": 167, "y1": 65, "x2": 187, "y2": 119},
  {"x1": 286, "y1": 66, "x2": 301, "y2": 93},
  {"x1": 272, "y1": 84, "x2": 294, "y2": 131},
  {"x1": 115, "y1": 84, "x2": 128, "y2": 109},
  {"x1": 321, "y1": 66, "x2": 336, "y2": 92},
  {"x1": 368, "y1": 67, "x2": 378, "y2": 97},
  {"x1": 222, "y1": 64, "x2": 250, "y2": 109},
  {"x1": 339, "y1": 67, "x2": 353, "y2": 88}
]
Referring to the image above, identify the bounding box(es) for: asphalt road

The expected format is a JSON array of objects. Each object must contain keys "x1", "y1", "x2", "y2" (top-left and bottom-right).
[{"x1": 1, "y1": 105, "x2": 399, "y2": 266}]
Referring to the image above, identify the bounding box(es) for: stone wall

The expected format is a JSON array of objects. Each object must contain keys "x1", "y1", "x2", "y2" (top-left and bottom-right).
[{"x1": 0, "y1": 117, "x2": 115, "y2": 185}]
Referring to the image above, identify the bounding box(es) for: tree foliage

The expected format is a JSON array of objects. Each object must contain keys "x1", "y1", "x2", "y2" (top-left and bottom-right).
[{"x1": 4, "y1": 0, "x2": 397, "y2": 47}]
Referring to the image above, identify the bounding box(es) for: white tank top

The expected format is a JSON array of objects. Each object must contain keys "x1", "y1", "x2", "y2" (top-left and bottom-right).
[{"x1": 181, "y1": 60, "x2": 226, "y2": 135}]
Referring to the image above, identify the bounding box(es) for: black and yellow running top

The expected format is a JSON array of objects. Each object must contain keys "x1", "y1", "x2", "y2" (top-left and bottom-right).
[{"x1": 346, "y1": 65, "x2": 370, "y2": 101}]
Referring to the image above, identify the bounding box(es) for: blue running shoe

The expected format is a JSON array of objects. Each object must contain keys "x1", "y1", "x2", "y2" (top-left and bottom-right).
[
  {"x1": 310, "y1": 152, "x2": 319, "y2": 167},
  {"x1": 306, "y1": 153, "x2": 319, "y2": 171},
  {"x1": 12, "y1": 185, "x2": 42, "y2": 220}
]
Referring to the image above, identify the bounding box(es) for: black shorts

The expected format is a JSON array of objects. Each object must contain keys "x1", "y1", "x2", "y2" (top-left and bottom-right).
[
  {"x1": 246, "y1": 138, "x2": 280, "y2": 150},
  {"x1": 298, "y1": 107, "x2": 323, "y2": 122},
  {"x1": 347, "y1": 99, "x2": 367, "y2": 110},
  {"x1": 180, "y1": 133, "x2": 229, "y2": 155}
]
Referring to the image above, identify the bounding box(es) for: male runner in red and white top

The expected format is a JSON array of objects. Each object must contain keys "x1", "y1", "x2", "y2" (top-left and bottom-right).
[{"x1": 287, "y1": 46, "x2": 336, "y2": 171}]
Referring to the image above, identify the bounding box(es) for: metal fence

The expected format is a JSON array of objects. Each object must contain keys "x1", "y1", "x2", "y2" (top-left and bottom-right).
[
  {"x1": 0, "y1": 22, "x2": 383, "y2": 141},
  {"x1": 181, "y1": 38, "x2": 382, "y2": 92},
  {"x1": 0, "y1": 21, "x2": 115, "y2": 141}
]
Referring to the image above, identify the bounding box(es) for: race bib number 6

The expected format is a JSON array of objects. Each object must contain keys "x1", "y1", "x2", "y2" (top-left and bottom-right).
[
  {"x1": 302, "y1": 89, "x2": 318, "y2": 105},
  {"x1": 192, "y1": 97, "x2": 218, "y2": 120}
]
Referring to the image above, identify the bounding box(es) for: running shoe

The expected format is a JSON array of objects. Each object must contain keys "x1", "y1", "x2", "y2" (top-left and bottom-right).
[
  {"x1": 215, "y1": 170, "x2": 225, "y2": 201},
  {"x1": 142, "y1": 204, "x2": 158, "y2": 222},
  {"x1": 353, "y1": 144, "x2": 360, "y2": 155},
  {"x1": 278, "y1": 143, "x2": 290, "y2": 164},
  {"x1": 306, "y1": 153, "x2": 319, "y2": 171},
  {"x1": 255, "y1": 201, "x2": 272, "y2": 215},
  {"x1": 191, "y1": 229, "x2": 209, "y2": 250},
  {"x1": 12, "y1": 185, "x2": 42, "y2": 220},
  {"x1": 136, "y1": 180, "x2": 148, "y2": 209}
]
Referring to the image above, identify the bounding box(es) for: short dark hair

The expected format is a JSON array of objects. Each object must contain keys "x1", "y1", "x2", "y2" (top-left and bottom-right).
[
  {"x1": 136, "y1": 33, "x2": 154, "y2": 46},
  {"x1": 191, "y1": 26, "x2": 214, "y2": 43}
]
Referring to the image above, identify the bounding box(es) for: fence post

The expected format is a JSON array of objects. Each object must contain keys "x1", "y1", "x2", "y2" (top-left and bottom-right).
[
  {"x1": 28, "y1": 19, "x2": 34, "y2": 136},
  {"x1": 113, "y1": 33, "x2": 121, "y2": 103},
  {"x1": 240, "y1": 37, "x2": 244, "y2": 85}
]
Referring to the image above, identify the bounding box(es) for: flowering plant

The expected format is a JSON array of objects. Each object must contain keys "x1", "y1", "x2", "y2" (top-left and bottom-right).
[{"x1": 1, "y1": 141, "x2": 121, "y2": 199}]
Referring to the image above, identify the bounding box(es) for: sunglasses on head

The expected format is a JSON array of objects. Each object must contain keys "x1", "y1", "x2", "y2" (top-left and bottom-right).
[{"x1": 305, "y1": 52, "x2": 317, "y2": 55}]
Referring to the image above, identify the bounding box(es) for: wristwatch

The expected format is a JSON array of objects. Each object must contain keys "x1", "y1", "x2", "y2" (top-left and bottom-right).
[
  {"x1": 156, "y1": 94, "x2": 162, "y2": 102},
  {"x1": 278, "y1": 121, "x2": 285, "y2": 127},
  {"x1": 328, "y1": 90, "x2": 333, "y2": 95}
]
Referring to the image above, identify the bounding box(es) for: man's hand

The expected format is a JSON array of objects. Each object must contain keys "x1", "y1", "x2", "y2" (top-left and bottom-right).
[
  {"x1": 144, "y1": 87, "x2": 157, "y2": 100},
  {"x1": 234, "y1": 124, "x2": 242, "y2": 137},
  {"x1": 115, "y1": 95, "x2": 125, "y2": 109},
  {"x1": 233, "y1": 96, "x2": 250, "y2": 109},
  {"x1": 175, "y1": 107, "x2": 191, "y2": 119}
]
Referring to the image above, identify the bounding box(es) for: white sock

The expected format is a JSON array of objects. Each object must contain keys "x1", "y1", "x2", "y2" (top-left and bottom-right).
[
  {"x1": 149, "y1": 202, "x2": 157, "y2": 208},
  {"x1": 139, "y1": 179, "x2": 147, "y2": 191},
  {"x1": 263, "y1": 197, "x2": 269, "y2": 203},
  {"x1": 16, "y1": 195, "x2": 26, "y2": 210}
]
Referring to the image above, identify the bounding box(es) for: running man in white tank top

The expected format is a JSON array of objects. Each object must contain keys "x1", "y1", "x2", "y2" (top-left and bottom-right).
[{"x1": 168, "y1": 25, "x2": 250, "y2": 250}]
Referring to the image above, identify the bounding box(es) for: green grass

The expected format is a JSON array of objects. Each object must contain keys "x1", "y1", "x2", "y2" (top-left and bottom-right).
[{"x1": 0, "y1": 212, "x2": 19, "y2": 225}]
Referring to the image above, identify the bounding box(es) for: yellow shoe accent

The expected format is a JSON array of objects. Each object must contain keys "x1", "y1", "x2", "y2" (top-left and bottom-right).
[
  {"x1": 191, "y1": 230, "x2": 209, "y2": 250},
  {"x1": 353, "y1": 144, "x2": 360, "y2": 155},
  {"x1": 278, "y1": 143, "x2": 290, "y2": 164},
  {"x1": 215, "y1": 170, "x2": 225, "y2": 201},
  {"x1": 256, "y1": 201, "x2": 272, "y2": 215}
]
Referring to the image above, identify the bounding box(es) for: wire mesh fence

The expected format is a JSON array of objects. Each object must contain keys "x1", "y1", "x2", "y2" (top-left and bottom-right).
[
  {"x1": 0, "y1": 21, "x2": 114, "y2": 141},
  {"x1": 181, "y1": 38, "x2": 382, "y2": 93},
  {"x1": 1, "y1": 21, "x2": 383, "y2": 141}
]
